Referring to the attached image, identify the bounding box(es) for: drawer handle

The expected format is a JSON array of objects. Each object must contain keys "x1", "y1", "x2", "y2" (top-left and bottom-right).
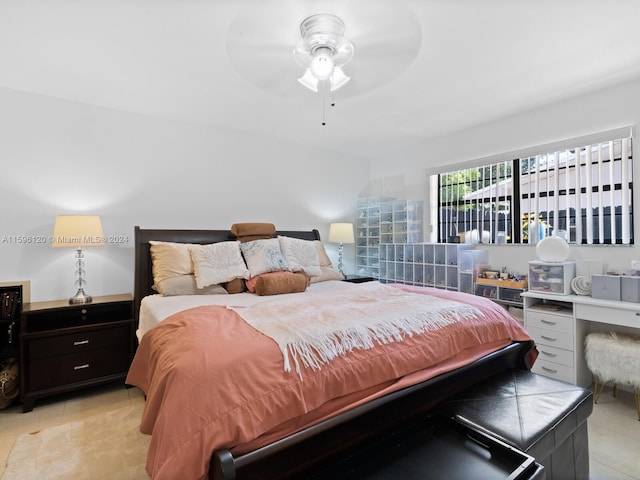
[
  {"x1": 541, "y1": 366, "x2": 558, "y2": 373},
  {"x1": 540, "y1": 350, "x2": 558, "y2": 358},
  {"x1": 540, "y1": 335, "x2": 557, "y2": 342},
  {"x1": 73, "y1": 340, "x2": 89, "y2": 346},
  {"x1": 74, "y1": 364, "x2": 90, "y2": 371},
  {"x1": 540, "y1": 319, "x2": 557, "y2": 325}
]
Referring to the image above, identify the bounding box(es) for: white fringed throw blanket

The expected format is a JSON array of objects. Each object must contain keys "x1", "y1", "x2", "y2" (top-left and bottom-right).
[{"x1": 230, "y1": 282, "x2": 484, "y2": 375}]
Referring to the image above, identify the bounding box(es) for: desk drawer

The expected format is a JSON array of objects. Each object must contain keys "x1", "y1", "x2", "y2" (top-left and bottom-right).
[
  {"x1": 527, "y1": 326, "x2": 573, "y2": 350},
  {"x1": 536, "y1": 344, "x2": 574, "y2": 367},
  {"x1": 575, "y1": 303, "x2": 640, "y2": 327},
  {"x1": 29, "y1": 346, "x2": 129, "y2": 391},
  {"x1": 29, "y1": 326, "x2": 129, "y2": 359},
  {"x1": 526, "y1": 311, "x2": 573, "y2": 334},
  {"x1": 532, "y1": 359, "x2": 575, "y2": 384}
]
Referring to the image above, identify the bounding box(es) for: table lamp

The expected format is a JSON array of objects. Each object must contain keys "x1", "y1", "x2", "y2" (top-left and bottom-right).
[
  {"x1": 328, "y1": 222, "x2": 354, "y2": 275},
  {"x1": 52, "y1": 215, "x2": 105, "y2": 304}
]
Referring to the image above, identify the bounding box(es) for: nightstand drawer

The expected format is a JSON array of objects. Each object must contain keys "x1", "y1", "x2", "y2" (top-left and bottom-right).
[
  {"x1": 29, "y1": 346, "x2": 129, "y2": 391},
  {"x1": 28, "y1": 326, "x2": 129, "y2": 359},
  {"x1": 24, "y1": 303, "x2": 132, "y2": 332}
]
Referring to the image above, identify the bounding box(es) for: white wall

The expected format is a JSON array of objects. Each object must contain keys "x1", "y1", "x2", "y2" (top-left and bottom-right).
[
  {"x1": 368, "y1": 77, "x2": 640, "y2": 277},
  {"x1": 0, "y1": 88, "x2": 369, "y2": 301}
]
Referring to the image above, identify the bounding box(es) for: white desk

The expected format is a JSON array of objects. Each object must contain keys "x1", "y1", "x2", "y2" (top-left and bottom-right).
[{"x1": 521, "y1": 291, "x2": 640, "y2": 387}]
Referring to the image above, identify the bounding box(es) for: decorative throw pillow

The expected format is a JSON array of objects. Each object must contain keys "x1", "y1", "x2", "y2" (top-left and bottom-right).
[
  {"x1": 254, "y1": 271, "x2": 309, "y2": 296},
  {"x1": 315, "y1": 240, "x2": 333, "y2": 267},
  {"x1": 309, "y1": 241, "x2": 344, "y2": 283},
  {"x1": 149, "y1": 241, "x2": 194, "y2": 286},
  {"x1": 231, "y1": 222, "x2": 276, "y2": 243},
  {"x1": 155, "y1": 275, "x2": 229, "y2": 296},
  {"x1": 223, "y1": 278, "x2": 246, "y2": 294},
  {"x1": 310, "y1": 267, "x2": 345, "y2": 283},
  {"x1": 191, "y1": 242, "x2": 250, "y2": 289},
  {"x1": 278, "y1": 236, "x2": 322, "y2": 277},
  {"x1": 240, "y1": 238, "x2": 291, "y2": 277}
]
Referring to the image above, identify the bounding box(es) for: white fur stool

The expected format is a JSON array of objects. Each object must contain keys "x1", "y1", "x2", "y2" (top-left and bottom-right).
[{"x1": 584, "y1": 332, "x2": 640, "y2": 420}]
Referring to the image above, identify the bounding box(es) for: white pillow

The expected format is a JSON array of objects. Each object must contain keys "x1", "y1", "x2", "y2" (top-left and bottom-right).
[
  {"x1": 149, "y1": 241, "x2": 194, "y2": 286},
  {"x1": 191, "y1": 242, "x2": 251, "y2": 289},
  {"x1": 278, "y1": 236, "x2": 322, "y2": 277},
  {"x1": 240, "y1": 238, "x2": 291, "y2": 277}
]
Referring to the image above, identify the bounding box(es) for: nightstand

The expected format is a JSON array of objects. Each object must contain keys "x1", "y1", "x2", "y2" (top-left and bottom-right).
[
  {"x1": 344, "y1": 275, "x2": 375, "y2": 283},
  {"x1": 19, "y1": 293, "x2": 134, "y2": 412}
]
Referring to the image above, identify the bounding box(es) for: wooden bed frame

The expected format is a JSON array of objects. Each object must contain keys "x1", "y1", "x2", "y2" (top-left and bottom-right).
[{"x1": 132, "y1": 226, "x2": 535, "y2": 480}]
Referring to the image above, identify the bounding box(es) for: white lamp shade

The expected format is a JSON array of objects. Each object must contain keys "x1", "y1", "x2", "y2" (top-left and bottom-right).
[
  {"x1": 328, "y1": 223, "x2": 354, "y2": 244},
  {"x1": 52, "y1": 215, "x2": 105, "y2": 248},
  {"x1": 297, "y1": 68, "x2": 319, "y2": 92},
  {"x1": 330, "y1": 66, "x2": 350, "y2": 91}
]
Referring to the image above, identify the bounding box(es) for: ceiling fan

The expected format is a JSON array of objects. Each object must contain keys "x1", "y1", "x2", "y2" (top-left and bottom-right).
[{"x1": 225, "y1": 1, "x2": 422, "y2": 99}]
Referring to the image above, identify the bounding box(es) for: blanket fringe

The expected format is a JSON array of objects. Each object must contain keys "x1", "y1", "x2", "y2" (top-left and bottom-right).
[{"x1": 231, "y1": 283, "x2": 483, "y2": 377}]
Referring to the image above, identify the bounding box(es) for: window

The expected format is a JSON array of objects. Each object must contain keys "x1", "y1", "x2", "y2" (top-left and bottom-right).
[{"x1": 435, "y1": 133, "x2": 633, "y2": 245}]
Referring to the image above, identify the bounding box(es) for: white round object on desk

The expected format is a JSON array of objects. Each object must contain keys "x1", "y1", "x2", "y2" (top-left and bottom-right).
[
  {"x1": 536, "y1": 236, "x2": 570, "y2": 262},
  {"x1": 571, "y1": 276, "x2": 591, "y2": 296}
]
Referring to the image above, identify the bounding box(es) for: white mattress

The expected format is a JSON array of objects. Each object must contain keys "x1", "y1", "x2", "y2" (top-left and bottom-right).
[{"x1": 137, "y1": 280, "x2": 357, "y2": 340}]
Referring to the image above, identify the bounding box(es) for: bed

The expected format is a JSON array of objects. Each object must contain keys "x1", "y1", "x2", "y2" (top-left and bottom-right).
[{"x1": 126, "y1": 226, "x2": 537, "y2": 480}]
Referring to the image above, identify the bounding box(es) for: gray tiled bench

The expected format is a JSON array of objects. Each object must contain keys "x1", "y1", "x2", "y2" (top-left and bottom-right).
[{"x1": 439, "y1": 369, "x2": 593, "y2": 480}]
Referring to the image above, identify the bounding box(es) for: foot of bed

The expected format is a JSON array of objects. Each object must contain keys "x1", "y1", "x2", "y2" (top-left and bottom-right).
[{"x1": 210, "y1": 449, "x2": 236, "y2": 480}]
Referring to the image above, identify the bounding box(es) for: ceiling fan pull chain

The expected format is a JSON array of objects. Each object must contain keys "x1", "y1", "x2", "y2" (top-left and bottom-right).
[{"x1": 321, "y1": 90, "x2": 326, "y2": 126}]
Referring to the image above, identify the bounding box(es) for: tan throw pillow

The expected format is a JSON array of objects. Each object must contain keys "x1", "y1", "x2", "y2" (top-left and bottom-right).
[
  {"x1": 223, "y1": 278, "x2": 246, "y2": 294},
  {"x1": 315, "y1": 240, "x2": 333, "y2": 267},
  {"x1": 309, "y1": 241, "x2": 344, "y2": 283},
  {"x1": 155, "y1": 275, "x2": 229, "y2": 296},
  {"x1": 254, "y1": 271, "x2": 309, "y2": 296},
  {"x1": 310, "y1": 267, "x2": 345, "y2": 283},
  {"x1": 149, "y1": 241, "x2": 194, "y2": 286},
  {"x1": 191, "y1": 241, "x2": 250, "y2": 289},
  {"x1": 231, "y1": 223, "x2": 276, "y2": 242}
]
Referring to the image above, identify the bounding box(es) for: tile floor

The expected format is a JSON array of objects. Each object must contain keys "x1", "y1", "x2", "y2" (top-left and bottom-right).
[{"x1": 0, "y1": 383, "x2": 639, "y2": 479}]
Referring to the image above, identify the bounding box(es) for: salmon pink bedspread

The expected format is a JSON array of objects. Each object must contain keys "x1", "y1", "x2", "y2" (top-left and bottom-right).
[{"x1": 126, "y1": 284, "x2": 534, "y2": 480}]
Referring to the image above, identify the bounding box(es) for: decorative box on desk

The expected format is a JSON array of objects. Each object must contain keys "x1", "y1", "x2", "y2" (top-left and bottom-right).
[
  {"x1": 19, "y1": 293, "x2": 134, "y2": 412},
  {"x1": 528, "y1": 261, "x2": 575, "y2": 295},
  {"x1": 475, "y1": 278, "x2": 528, "y2": 306}
]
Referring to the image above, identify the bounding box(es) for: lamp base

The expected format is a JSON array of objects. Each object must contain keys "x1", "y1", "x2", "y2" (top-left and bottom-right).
[{"x1": 69, "y1": 288, "x2": 93, "y2": 305}]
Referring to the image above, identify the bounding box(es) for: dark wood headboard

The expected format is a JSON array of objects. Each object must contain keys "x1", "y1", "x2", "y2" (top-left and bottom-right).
[{"x1": 133, "y1": 226, "x2": 321, "y2": 326}]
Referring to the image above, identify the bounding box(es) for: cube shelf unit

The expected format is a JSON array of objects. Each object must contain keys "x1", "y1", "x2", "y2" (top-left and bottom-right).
[
  {"x1": 378, "y1": 243, "x2": 474, "y2": 290},
  {"x1": 458, "y1": 249, "x2": 489, "y2": 295},
  {"x1": 356, "y1": 196, "x2": 423, "y2": 278}
]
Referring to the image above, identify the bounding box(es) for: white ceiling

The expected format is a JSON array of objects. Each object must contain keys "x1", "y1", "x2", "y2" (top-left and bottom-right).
[{"x1": 2, "y1": 0, "x2": 640, "y2": 158}]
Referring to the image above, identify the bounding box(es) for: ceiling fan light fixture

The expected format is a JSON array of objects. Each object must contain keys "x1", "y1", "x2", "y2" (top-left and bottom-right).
[
  {"x1": 294, "y1": 13, "x2": 354, "y2": 92},
  {"x1": 310, "y1": 46, "x2": 335, "y2": 80}
]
